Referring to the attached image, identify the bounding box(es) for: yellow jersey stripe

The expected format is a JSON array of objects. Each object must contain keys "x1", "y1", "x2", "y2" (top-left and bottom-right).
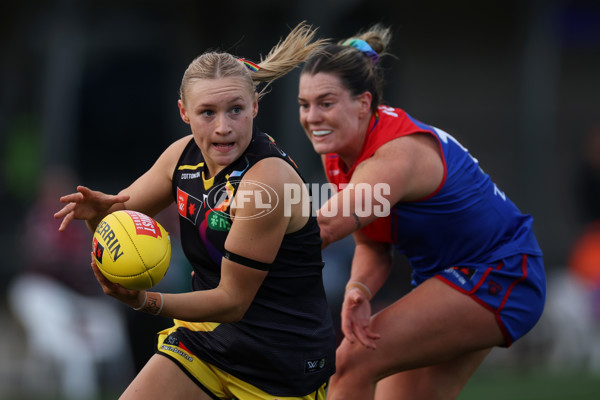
[{"x1": 178, "y1": 163, "x2": 204, "y2": 171}]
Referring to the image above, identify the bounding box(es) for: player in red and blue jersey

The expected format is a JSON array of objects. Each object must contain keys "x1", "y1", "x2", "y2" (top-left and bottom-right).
[{"x1": 298, "y1": 25, "x2": 545, "y2": 400}]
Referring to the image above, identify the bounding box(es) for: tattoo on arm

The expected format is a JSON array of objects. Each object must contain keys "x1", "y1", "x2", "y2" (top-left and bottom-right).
[{"x1": 141, "y1": 292, "x2": 163, "y2": 315}]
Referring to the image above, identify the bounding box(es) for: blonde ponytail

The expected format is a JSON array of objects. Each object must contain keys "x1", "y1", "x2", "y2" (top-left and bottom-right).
[{"x1": 180, "y1": 21, "x2": 327, "y2": 104}]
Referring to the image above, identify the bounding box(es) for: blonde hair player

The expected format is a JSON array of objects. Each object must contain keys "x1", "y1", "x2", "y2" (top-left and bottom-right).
[
  {"x1": 55, "y1": 22, "x2": 336, "y2": 400},
  {"x1": 297, "y1": 24, "x2": 546, "y2": 399}
]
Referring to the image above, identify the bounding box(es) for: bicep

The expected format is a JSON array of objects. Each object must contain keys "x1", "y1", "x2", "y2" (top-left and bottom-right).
[
  {"x1": 217, "y1": 158, "x2": 294, "y2": 314},
  {"x1": 223, "y1": 159, "x2": 292, "y2": 263},
  {"x1": 216, "y1": 215, "x2": 280, "y2": 319},
  {"x1": 317, "y1": 153, "x2": 402, "y2": 246},
  {"x1": 319, "y1": 135, "x2": 442, "y2": 246}
]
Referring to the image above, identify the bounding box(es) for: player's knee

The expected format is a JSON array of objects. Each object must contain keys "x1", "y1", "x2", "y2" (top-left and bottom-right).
[{"x1": 333, "y1": 341, "x2": 372, "y2": 381}]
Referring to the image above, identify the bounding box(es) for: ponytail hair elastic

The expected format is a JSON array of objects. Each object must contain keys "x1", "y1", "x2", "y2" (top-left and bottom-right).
[
  {"x1": 342, "y1": 38, "x2": 379, "y2": 65},
  {"x1": 238, "y1": 58, "x2": 261, "y2": 72}
]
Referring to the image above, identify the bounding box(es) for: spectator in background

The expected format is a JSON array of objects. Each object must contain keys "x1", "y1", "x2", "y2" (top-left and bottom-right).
[
  {"x1": 545, "y1": 220, "x2": 600, "y2": 372},
  {"x1": 545, "y1": 124, "x2": 600, "y2": 372},
  {"x1": 575, "y1": 124, "x2": 600, "y2": 224},
  {"x1": 566, "y1": 124, "x2": 600, "y2": 365},
  {"x1": 7, "y1": 166, "x2": 133, "y2": 400}
]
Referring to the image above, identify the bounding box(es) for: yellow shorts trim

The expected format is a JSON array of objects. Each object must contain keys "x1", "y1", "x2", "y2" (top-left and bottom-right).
[{"x1": 157, "y1": 320, "x2": 326, "y2": 400}]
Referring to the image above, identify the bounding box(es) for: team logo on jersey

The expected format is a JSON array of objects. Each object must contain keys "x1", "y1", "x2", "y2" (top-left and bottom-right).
[
  {"x1": 160, "y1": 335, "x2": 194, "y2": 361},
  {"x1": 177, "y1": 187, "x2": 202, "y2": 224},
  {"x1": 488, "y1": 280, "x2": 502, "y2": 296},
  {"x1": 207, "y1": 211, "x2": 231, "y2": 232},
  {"x1": 164, "y1": 335, "x2": 180, "y2": 346},
  {"x1": 304, "y1": 357, "x2": 327, "y2": 373},
  {"x1": 452, "y1": 266, "x2": 475, "y2": 280}
]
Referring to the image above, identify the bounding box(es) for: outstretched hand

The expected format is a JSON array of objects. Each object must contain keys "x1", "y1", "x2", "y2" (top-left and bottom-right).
[
  {"x1": 340, "y1": 288, "x2": 381, "y2": 349},
  {"x1": 54, "y1": 185, "x2": 130, "y2": 231},
  {"x1": 90, "y1": 252, "x2": 145, "y2": 309}
]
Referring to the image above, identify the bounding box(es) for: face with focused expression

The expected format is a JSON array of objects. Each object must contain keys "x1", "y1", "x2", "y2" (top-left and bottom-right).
[
  {"x1": 178, "y1": 76, "x2": 258, "y2": 177},
  {"x1": 298, "y1": 72, "x2": 372, "y2": 167}
]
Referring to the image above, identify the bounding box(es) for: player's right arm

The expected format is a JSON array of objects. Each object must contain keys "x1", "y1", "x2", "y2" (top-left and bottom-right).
[
  {"x1": 55, "y1": 135, "x2": 192, "y2": 232},
  {"x1": 318, "y1": 133, "x2": 443, "y2": 248}
]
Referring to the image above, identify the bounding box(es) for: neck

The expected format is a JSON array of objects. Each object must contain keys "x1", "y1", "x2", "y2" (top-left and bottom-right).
[{"x1": 338, "y1": 112, "x2": 374, "y2": 169}]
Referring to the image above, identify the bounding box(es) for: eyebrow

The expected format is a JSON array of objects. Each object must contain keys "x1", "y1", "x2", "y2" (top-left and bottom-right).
[
  {"x1": 298, "y1": 92, "x2": 335, "y2": 102},
  {"x1": 198, "y1": 96, "x2": 246, "y2": 108}
]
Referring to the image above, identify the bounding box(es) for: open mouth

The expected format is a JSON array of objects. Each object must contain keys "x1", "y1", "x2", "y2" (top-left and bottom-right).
[
  {"x1": 213, "y1": 142, "x2": 234, "y2": 152},
  {"x1": 312, "y1": 130, "x2": 332, "y2": 137}
]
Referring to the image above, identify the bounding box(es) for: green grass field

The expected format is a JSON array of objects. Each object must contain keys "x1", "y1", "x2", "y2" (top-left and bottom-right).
[
  {"x1": 5, "y1": 373, "x2": 600, "y2": 400},
  {"x1": 459, "y1": 369, "x2": 600, "y2": 400},
  {"x1": 4, "y1": 368, "x2": 600, "y2": 399}
]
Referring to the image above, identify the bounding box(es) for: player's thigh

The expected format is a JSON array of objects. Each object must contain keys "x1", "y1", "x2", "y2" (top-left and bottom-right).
[
  {"x1": 336, "y1": 278, "x2": 504, "y2": 380},
  {"x1": 120, "y1": 354, "x2": 212, "y2": 400},
  {"x1": 374, "y1": 348, "x2": 492, "y2": 400}
]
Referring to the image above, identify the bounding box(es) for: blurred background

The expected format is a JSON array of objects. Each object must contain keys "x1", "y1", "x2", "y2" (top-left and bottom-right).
[{"x1": 1, "y1": 0, "x2": 600, "y2": 398}]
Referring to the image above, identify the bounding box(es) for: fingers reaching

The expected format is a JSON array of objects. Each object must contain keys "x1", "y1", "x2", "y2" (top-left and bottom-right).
[
  {"x1": 53, "y1": 186, "x2": 130, "y2": 231},
  {"x1": 57, "y1": 212, "x2": 74, "y2": 232},
  {"x1": 340, "y1": 289, "x2": 380, "y2": 350},
  {"x1": 353, "y1": 322, "x2": 381, "y2": 350}
]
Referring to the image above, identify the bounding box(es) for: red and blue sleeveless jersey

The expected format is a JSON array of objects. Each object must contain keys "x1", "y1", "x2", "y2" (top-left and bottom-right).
[{"x1": 325, "y1": 106, "x2": 543, "y2": 284}]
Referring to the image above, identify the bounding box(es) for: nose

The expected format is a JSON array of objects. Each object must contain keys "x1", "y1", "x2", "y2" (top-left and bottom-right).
[
  {"x1": 303, "y1": 105, "x2": 322, "y2": 125},
  {"x1": 215, "y1": 113, "x2": 231, "y2": 135}
]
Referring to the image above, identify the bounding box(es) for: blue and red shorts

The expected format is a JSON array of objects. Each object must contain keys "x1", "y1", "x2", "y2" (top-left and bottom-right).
[{"x1": 435, "y1": 254, "x2": 546, "y2": 347}]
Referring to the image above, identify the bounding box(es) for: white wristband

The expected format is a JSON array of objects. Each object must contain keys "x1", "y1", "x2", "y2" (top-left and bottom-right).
[
  {"x1": 345, "y1": 281, "x2": 373, "y2": 300},
  {"x1": 133, "y1": 292, "x2": 148, "y2": 311}
]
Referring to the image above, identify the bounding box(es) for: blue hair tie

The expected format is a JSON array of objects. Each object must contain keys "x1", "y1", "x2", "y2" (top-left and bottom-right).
[{"x1": 342, "y1": 38, "x2": 379, "y2": 64}]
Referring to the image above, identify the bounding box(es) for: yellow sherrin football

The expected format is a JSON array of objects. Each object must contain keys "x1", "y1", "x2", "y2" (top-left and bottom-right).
[{"x1": 92, "y1": 210, "x2": 171, "y2": 290}]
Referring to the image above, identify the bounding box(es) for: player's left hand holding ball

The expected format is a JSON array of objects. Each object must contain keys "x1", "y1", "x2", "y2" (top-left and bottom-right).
[
  {"x1": 90, "y1": 252, "x2": 145, "y2": 309},
  {"x1": 54, "y1": 185, "x2": 130, "y2": 231}
]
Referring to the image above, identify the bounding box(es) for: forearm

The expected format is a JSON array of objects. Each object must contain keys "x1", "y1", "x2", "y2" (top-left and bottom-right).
[
  {"x1": 317, "y1": 183, "x2": 388, "y2": 248},
  {"x1": 318, "y1": 212, "x2": 358, "y2": 248},
  {"x1": 347, "y1": 239, "x2": 392, "y2": 299},
  {"x1": 317, "y1": 207, "x2": 376, "y2": 249},
  {"x1": 135, "y1": 288, "x2": 248, "y2": 323}
]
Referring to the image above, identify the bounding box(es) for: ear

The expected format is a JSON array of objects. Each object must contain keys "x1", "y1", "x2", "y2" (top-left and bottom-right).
[
  {"x1": 178, "y1": 99, "x2": 190, "y2": 124},
  {"x1": 357, "y1": 91, "x2": 373, "y2": 119},
  {"x1": 252, "y1": 92, "x2": 259, "y2": 118}
]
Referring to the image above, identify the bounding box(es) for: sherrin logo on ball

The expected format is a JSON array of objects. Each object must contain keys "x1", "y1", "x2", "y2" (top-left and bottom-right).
[{"x1": 92, "y1": 210, "x2": 171, "y2": 290}]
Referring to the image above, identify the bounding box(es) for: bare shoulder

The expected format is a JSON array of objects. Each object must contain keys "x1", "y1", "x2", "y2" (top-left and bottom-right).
[
  {"x1": 353, "y1": 132, "x2": 443, "y2": 202},
  {"x1": 374, "y1": 132, "x2": 440, "y2": 160},
  {"x1": 241, "y1": 157, "x2": 308, "y2": 233},
  {"x1": 166, "y1": 135, "x2": 194, "y2": 156},
  {"x1": 243, "y1": 157, "x2": 303, "y2": 188}
]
